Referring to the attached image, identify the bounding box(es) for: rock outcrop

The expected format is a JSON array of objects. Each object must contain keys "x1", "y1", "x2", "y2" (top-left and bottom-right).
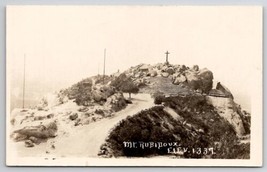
[
  {"x1": 215, "y1": 82, "x2": 234, "y2": 99},
  {"x1": 123, "y1": 63, "x2": 213, "y2": 94},
  {"x1": 105, "y1": 92, "x2": 127, "y2": 112},
  {"x1": 11, "y1": 121, "x2": 58, "y2": 146},
  {"x1": 206, "y1": 96, "x2": 246, "y2": 135}
]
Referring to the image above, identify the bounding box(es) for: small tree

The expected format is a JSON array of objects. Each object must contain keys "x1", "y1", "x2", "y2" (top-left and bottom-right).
[
  {"x1": 120, "y1": 79, "x2": 139, "y2": 99},
  {"x1": 111, "y1": 73, "x2": 139, "y2": 98}
]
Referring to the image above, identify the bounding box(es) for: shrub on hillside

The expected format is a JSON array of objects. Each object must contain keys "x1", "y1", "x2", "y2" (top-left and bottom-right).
[
  {"x1": 161, "y1": 95, "x2": 250, "y2": 159},
  {"x1": 64, "y1": 78, "x2": 93, "y2": 105},
  {"x1": 95, "y1": 75, "x2": 113, "y2": 85},
  {"x1": 104, "y1": 95, "x2": 249, "y2": 159},
  {"x1": 152, "y1": 91, "x2": 165, "y2": 104},
  {"x1": 105, "y1": 106, "x2": 210, "y2": 157}
]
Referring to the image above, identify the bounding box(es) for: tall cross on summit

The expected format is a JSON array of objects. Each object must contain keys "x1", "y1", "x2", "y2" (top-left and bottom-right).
[{"x1": 165, "y1": 51, "x2": 170, "y2": 64}]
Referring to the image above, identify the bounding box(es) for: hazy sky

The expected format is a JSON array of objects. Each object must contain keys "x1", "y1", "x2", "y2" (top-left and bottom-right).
[{"x1": 7, "y1": 6, "x2": 262, "y2": 110}]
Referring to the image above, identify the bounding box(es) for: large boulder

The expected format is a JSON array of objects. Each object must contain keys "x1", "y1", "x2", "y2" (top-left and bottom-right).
[
  {"x1": 92, "y1": 90, "x2": 103, "y2": 102},
  {"x1": 105, "y1": 93, "x2": 127, "y2": 112},
  {"x1": 198, "y1": 68, "x2": 213, "y2": 93},
  {"x1": 185, "y1": 68, "x2": 213, "y2": 93},
  {"x1": 185, "y1": 71, "x2": 200, "y2": 89},
  {"x1": 11, "y1": 121, "x2": 58, "y2": 141},
  {"x1": 92, "y1": 86, "x2": 115, "y2": 103}
]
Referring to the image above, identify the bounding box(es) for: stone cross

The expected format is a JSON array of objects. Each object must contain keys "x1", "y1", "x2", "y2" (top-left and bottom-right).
[{"x1": 165, "y1": 51, "x2": 170, "y2": 64}]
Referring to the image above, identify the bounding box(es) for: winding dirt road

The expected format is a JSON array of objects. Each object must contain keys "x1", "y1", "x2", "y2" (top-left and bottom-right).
[{"x1": 53, "y1": 93, "x2": 154, "y2": 157}]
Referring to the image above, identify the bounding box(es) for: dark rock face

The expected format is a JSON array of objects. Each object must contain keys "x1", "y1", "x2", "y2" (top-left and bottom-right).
[
  {"x1": 198, "y1": 69, "x2": 213, "y2": 93},
  {"x1": 215, "y1": 82, "x2": 234, "y2": 99}
]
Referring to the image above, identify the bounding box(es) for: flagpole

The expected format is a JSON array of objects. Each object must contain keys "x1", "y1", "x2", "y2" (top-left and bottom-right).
[
  {"x1": 103, "y1": 49, "x2": 106, "y2": 84},
  {"x1": 22, "y1": 54, "x2": 26, "y2": 109}
]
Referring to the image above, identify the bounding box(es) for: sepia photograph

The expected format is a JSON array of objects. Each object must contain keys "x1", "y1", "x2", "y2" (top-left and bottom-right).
[{"x1": 6, "y1": 6, "x2": 262, "y2": 166}]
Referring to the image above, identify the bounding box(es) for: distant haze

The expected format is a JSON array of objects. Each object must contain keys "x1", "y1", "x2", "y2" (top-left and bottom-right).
[{"x1": 7, "y1": 6, "x2": 262, "y2": 112}]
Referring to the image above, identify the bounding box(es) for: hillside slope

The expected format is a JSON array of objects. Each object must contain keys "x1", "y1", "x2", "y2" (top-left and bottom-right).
[
  {"x1": 102, "y1": 95, "x2": 250, "y2": 159},
  {"x1": 9, "y1": 94, "x2": 154, "y2": 157},
  {"x1": 9, "y1": 62, "x2": 250, "y2": 159}
]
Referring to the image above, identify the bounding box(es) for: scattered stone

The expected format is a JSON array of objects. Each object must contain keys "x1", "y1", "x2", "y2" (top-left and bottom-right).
[
  {"x1": 25, "y1": 140, "x2": 34, "y2": 148},
  {"x1": 125, "y1": 99, "x2": 133, "y2": 104},
  {"x1": 69, "y1": 113, "x2": 78, "y2": 120},
  {"x1": 149, "y1": 70, "x2": 157, "y2": 77},
  {"x1": 29, "y1": 136, "x2": 41, "y2": 144},
  {"x1": 198, "y1": 129, "x2": 205, "y2": 133},
  {"x1": 78, "y1": 107, "x2": 89, "y2": 112},
  {"x1": 84, "y1": 112, "x2": 91, "y2": 117},
  {"x1": 180, "y1": 65, "x2": 187, "y2": 72},
  {"x1": 83, "y1": 119, "x2": 90, "y2": 125},
  {"x1": 186, "y1": 123, "x2": 192, "y2": 129},
  {"x1": 46, "y1": 113, "x2": 54, "y2": 119},
  {"x1": 74, "y1": 118, "x2": 81, "y2": 126},
  {"x1": 34, "y1": 116, "x2": 46, "y2": 121},
  {"x1": 161, "y1": 72, "x2": 169, "y2": 78},
  {"x1": 95, "y1": 109, "x2": 104, "y2": 115},
  {"x1": 173, "y1": 75, "x2": 186, "y2": 85},
  {"x1": 134, "y1": 73, "x2": 141, "y2": 78},
  {"x1": 192, "y1": 65, "x2": 199, "y2": 71},
  {"x1": 166, "y1": 67, "x2": 175, "y2": 75}
]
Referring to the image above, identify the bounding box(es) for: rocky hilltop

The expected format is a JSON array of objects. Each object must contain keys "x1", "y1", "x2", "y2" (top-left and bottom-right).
[
  {"x1": 9, "y1": 62, "x2": 250, "y2": 159},
  {"x1": 124, "y1": 63, "x2": 213, "y2": 94},
  {"x1": 117, "y1": 63, "x2": 249, "y2": 135}
]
